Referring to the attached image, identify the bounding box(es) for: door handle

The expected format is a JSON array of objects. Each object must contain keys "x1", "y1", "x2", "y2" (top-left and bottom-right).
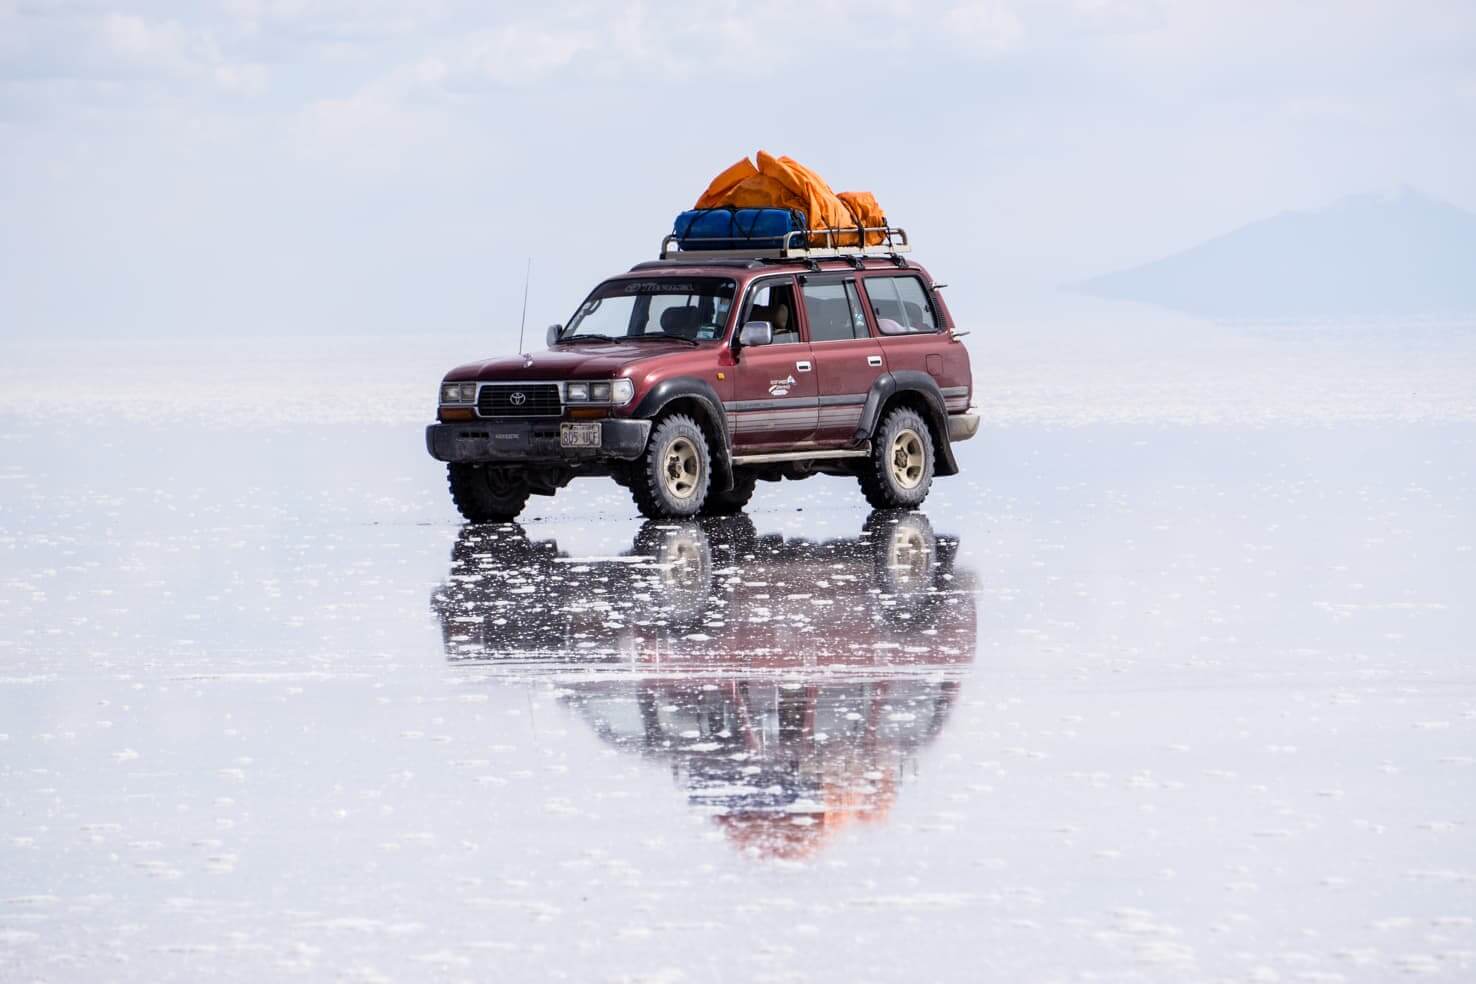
[
  {"x1": 867, "y1": 355, "x2": 883, "y2": 367},
  {"x1": 796, "y1": 360, "x2": 812, "y2": 372}
]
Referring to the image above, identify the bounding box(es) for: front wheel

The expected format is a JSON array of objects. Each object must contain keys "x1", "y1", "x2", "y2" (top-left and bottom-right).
[
  {"x1": 858, "y1": 407, "x2": 935, "y2": 510},
  {"x1": 447, "y1": 463, "x2": 531, "y2": 522},
  {"x1": 630, "y1": 414, "x2": 711, "y2": 519}
]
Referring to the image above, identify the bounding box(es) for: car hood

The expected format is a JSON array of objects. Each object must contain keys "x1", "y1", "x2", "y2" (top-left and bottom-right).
[{"x1": 445, "y1": 341, "x2": 701, "y2": 381}]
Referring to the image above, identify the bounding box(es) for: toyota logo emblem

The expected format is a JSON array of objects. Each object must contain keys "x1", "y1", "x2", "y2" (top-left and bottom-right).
[{"x1": 509, "y1": 391, "x2": 527, "y2": 406}]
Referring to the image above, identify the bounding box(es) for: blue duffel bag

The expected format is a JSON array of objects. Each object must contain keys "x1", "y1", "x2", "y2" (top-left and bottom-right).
[{"x1": 672, "y1": 207, "x2": 808, "y2": 250}]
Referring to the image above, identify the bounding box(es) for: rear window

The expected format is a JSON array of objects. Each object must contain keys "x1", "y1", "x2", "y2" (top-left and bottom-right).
[
  {"x1": 802, "y1": 281, "x2": 870, "y2": 342},
  {"x1": 863, "y1": 276, "x2": 938, "y2": 334}
]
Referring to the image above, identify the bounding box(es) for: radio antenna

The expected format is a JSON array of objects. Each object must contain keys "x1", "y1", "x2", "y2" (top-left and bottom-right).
[{"x1": 517, "y1": 257, "x2": 532, "y2": 353}]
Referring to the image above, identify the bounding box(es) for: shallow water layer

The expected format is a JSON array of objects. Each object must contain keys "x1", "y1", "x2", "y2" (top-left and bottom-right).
[{"x1": 2, "y1": 406, "x2": 1475, "y2": 980}]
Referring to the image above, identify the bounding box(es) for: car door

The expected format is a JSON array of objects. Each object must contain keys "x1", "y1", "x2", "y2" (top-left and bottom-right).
[
  {"x1": 728, "y1": 276, "x2": 818, "y2": 451},
  {"x1": 799, "y1": 275, "x2": 887, "y2": 446}
]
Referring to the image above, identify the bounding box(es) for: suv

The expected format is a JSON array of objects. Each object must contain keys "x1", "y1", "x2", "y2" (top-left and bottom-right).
[{"x1": 426, "y1": 231, "x2": 978, "y2": 520}]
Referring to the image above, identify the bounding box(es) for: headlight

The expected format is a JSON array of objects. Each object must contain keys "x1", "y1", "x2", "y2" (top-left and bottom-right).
[
  {"x1": 440, "y1": 382, "x2": 475, "y2": 404},
  {"x1": 564, "y1": 379, "x2": 632, "y2": 404}
]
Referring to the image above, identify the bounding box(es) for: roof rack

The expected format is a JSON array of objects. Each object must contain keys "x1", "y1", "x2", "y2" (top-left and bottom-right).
[
  {"x1": 659, "y1": 225, "x2": 912, "y2": 262},
  {"x1": 629, "y1": 257, "x2": 767, "y2": 272}
]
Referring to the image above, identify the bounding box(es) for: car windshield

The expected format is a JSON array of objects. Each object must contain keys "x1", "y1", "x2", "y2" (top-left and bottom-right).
[{"x1": 562, "y1": 278, "x2": 735, "y2": 343}]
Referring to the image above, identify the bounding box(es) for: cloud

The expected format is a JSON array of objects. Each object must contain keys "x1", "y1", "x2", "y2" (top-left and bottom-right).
[
  {"x1": 944, "y1": 2, "x2": 1027, "y2": 55},
  {"x1": 103, "y1": 13, "x2": 268, "y2": 93},
  {"x1": 213, "y1": 60, "x2": 268, "y2": 95},
  {"x1": 1065, "y1": 0, "x2": 1164, "y2": 36},
  {"x1": 435, "y1": 22, "x2": 594, "y2": 88},
  {"x1": 371, "y1": 1, "x2": 1033, "y2": 94},
  {"x1": 0, "y1": 7, "x2": 268, "y2": 95},
  {"x1": 291, "y1": 61, "x2": 453, "y2": 171},
  {"x1": 221, "y1": 0, "x2": 450, "y2": 41},
  {"x1": 101, "y1": 13, "x2": 190, "y2": 68}
]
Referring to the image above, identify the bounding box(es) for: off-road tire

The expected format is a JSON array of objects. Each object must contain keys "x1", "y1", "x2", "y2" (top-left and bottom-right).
[
  {"x1": 630, "y1": 414, "x2": 711, "y2": 519},
  {"x1": 700, "y1": 468, "x2": 757, "y2": 516},
  {"x1": 858, "y1": 407, "x2": 935, "y2": 510},
  {"x1": 447, "y1": 463, "x2": 531, "y2": 523}
]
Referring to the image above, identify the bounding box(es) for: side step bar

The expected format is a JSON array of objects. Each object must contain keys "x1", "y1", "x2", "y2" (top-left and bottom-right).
[{"x1": 731, "y1": 445, "x2": 870, "y2": 466}]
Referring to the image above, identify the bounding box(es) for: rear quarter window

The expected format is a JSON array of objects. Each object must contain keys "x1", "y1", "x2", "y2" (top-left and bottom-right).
[{"x1": 863, "y1": 275, "x2": 938, "y2": 334}]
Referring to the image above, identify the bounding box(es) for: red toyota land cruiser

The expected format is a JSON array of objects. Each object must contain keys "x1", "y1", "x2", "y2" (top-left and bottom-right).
[{"x1": 426, "y1": 229, "x2": 978, "y2": 520}]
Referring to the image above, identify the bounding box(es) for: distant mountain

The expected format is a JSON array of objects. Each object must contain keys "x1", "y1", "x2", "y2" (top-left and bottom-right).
[{"x1": 1078, "y1": 188, "x2": 1476, "y2": 318}]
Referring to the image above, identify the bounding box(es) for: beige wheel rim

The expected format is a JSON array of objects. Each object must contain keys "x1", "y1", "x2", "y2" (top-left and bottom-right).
[
  {"x1": 889, "y1": 428, "x2": 925, "y2": 489},
  {"x1": 663, "y1": 436, "x2": 701, "y2": 499},
  {"x1": 886, "y1": 526, "x2": 930, "y2": 586},
  {"x1": 661, "y1": 532, "x2": 704, "y2": 590}
]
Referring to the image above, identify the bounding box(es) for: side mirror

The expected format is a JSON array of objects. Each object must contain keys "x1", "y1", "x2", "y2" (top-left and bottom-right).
[
  {"x1": 545, "y1": 324, "x2": 563, "y2": 347},
  {"x1": 738, "y1": 321, "x2": 773, "y2": 347}
]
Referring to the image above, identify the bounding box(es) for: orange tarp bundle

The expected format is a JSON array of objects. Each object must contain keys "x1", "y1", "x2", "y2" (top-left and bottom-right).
[{"x1": 695, "y1": 151, "x2": 887, "y2": 246}]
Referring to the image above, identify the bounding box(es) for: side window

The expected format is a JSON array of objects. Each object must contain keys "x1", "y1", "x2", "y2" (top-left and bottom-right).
[
  {"x1": 743, "y1": 280, "x2": 801, "y2": 345},
  {"x1": 801, "y1": 281, "x2": 869, "y2": 343},
  {"x1": 864, "y1": 276, "x2": 939, "y2": 334}
]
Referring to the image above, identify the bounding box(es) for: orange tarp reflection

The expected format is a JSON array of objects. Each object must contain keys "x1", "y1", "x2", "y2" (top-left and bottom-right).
[
  {"x1": 714, "y1": 770, "x2": 899, "y2": 861},
  {"x1": 695, "y1": 151, "x2": 887, "y2": 246}
]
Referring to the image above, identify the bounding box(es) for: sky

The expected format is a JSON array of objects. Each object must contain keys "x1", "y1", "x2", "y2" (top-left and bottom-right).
[{"x1": 2, "y1": 0, "x2": 1474, "y2": 339}]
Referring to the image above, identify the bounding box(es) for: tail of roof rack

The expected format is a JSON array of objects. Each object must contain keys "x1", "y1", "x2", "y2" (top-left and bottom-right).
[{"x1": 659, "y1": 225, "x2": 912, "y2": 262}]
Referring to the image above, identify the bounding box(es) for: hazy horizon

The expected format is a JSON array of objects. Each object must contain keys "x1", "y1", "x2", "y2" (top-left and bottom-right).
[{"x1": 3, "y1": 1, "x2": 1474, "y2": 339}]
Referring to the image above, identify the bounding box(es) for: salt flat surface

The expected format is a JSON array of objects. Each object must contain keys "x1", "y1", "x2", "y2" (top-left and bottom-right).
[{"x1": 2, "y1": 325, "x2": 1474, "y2": 982}]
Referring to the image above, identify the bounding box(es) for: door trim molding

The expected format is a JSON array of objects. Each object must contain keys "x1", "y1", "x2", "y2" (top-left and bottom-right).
[{"x1": 724, "y1": 396, "x2": 819, "y2": 412}]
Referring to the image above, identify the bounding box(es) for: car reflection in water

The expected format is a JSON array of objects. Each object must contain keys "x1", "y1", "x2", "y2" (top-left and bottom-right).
[{"x1": 430, "y1": 512, "x2": 978, "y2": 859}]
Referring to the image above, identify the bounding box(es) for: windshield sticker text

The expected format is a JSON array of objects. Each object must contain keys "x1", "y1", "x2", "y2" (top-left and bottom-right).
[{"x1": 623, "y1": 282, "x2": 693, "y2": 294}]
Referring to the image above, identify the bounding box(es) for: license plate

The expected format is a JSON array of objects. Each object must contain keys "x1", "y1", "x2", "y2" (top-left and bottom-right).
[{"x1": 560, "y1": 422, "x2": 601, "y2": 448}]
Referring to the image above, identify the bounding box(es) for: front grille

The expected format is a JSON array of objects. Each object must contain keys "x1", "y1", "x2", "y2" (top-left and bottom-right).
[{"x1": 477, "y1": 383, "x2": 562, "y2": 418}]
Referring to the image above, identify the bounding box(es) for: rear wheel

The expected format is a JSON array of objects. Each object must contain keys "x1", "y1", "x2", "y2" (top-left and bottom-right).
[
  {"x1": 447, "y1": 463, "x2": 531, "y2": 522},
  {"x1": 630, "y1": 414, "x2": 711, "y2": 519},
  {"x1": 700, "y1": 468, "x2": 757, "y2": 516},
  {"x1": 858, "y1": 407, "x2": 935, "y2": 510}
]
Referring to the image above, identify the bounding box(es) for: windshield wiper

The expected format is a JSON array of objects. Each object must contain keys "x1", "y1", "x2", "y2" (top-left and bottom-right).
[
  {"x1": 629, "y1": 333, "x2": 701, "y2": 347},
  {"x1": 554, "y1": 333, "x2": 618, "y2": 344}
]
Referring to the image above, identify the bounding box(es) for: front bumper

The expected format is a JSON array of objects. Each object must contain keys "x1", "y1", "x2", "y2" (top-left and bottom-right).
[{"x1": 426, "y1": 419, "x2": 652, "y2": 464}]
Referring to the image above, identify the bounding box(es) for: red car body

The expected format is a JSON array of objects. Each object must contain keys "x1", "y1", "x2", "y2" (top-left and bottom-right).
[{"x1": 427, "y1": 253, "x2": 978, "y2": 517}]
